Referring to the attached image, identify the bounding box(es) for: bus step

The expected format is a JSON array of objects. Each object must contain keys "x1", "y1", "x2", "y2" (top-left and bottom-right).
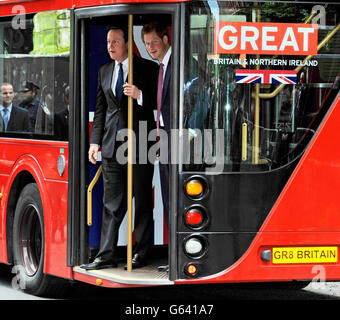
[{"x1": 73, "y1": 262, "x2": 173, "y2": 286}]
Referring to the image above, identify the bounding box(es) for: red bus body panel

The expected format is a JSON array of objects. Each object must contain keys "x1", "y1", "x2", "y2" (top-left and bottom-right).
[
  {"x1": 0, "y1": 139, "x2": 72, "y2": 280},
  {"x1": 177, "y1": 94, "x2": 340, "y2": 284},
  {"x1": 0, "y1": 0, "x2": 73, "y2": 15},
  {"x1": 0, "y1": 0, "x2": 188, "y2": 15}
]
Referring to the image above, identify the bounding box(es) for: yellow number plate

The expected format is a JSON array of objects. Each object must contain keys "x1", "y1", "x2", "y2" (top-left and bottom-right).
[{"x1": 272, "y1": 247, "x2": 338, "y2": 264}]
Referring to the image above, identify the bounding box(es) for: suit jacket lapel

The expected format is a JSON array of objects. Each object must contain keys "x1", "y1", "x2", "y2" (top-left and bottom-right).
[
  {"x1": 7, "y1": 106, "x2": 16, "y2": 130},
  {"x1": 162, "y1": 56, "x2": 171, "y2": 105},
  {"x1": 104, "y1": 61, "x2": 117, "y2": 103},
  {"x1": 106, "y1": 56, "x2": 139, "y2": 106}
]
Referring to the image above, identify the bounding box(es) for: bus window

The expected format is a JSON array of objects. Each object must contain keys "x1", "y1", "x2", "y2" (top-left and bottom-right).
[
  {"x1": 182, "y1": 1, "x2": 340, "y2": 172},
  {"x1": 0, "y1": 10, "x2": 70, "y2": 140}
]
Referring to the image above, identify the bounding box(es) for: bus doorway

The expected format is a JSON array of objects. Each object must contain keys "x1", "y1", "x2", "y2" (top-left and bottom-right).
[{"x1": 72, "y1": 6, "x2": 179, "y2": 286}]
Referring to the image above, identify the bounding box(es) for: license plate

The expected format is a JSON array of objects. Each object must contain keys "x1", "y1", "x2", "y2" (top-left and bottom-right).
[{"x1": 272, "y1": 247, "x2": 338, "y2": 264}]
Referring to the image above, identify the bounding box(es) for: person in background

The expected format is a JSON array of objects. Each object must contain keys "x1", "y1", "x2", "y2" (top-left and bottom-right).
[
  {"x1": 54, "y1": 85, "x2": 69, "y2": 141},
  {"x1": 18, "y1": 80, "x2": 42, "y2": 130},
  {"x1": 0, "y1": 82, "x2": 31, "y2": 133}
]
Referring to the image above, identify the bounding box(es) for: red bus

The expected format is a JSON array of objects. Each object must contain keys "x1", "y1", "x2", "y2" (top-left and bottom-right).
[{"x1": 0, "y1": 0, "x2": 340, "y2": 297}]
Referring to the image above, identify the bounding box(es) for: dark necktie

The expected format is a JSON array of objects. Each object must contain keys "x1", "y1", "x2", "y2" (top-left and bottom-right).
[
  {"x1": 157, "y1": 63, "x2": 164, "y2": 135},
  {"x1": 115, "y1": 63, "x2": 124, "y2": 103},
  {"x1": 3, "y1": 108, "x2": 9, "y2": 131}
]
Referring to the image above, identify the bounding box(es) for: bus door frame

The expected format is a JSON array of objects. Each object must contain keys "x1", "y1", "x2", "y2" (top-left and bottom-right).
[{"x1": 69, "y1": 3, "x2": 182, "y2": 281}]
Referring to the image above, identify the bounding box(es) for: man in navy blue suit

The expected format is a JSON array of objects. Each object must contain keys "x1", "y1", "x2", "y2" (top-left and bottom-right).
[
  {"x1": 81, "y1": 26, "x2": 158, "y2": 270},
  {"x1": 142, "y1": 22, "x2": 171, "y2": 271}
]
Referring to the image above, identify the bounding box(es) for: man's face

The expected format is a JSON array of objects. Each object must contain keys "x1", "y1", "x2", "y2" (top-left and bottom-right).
[
  {"x1": 143, "y1": 31, "x2": 169, "y2": 62},
  {"x1": 1, "y1": 85, "x2": 14, "y2": 107},
  {"x1": 107, "y1": 29, "x2": 128, "y2": 63}
]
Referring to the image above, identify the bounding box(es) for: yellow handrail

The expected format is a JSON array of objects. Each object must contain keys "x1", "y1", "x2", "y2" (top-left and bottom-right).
[
  {"x1": 126, "y1": 14, "x2": 134, "y2": 273},
  {"x1": 241, "y1": 122, "x2": 248, "y2": 161},
  {"x1": 253, "y1": 83, "x2": 260, "y2": 164},
  {"x1": 252, "y1": 9, "x2": 261, "y2": 164},
  {"x1": 87, "y1": 165, "x2": 102, "y2": 226},
  {"x1": 304, "y1": 11, "x2": 317, "y2": 24}
]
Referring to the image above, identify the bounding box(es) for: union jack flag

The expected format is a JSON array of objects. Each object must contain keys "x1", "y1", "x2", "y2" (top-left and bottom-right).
[{"x1": 235, "y1": 69, "x2": 297, "y2": 84}]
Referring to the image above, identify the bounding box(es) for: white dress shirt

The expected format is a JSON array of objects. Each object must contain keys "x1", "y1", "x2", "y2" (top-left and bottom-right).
[
  {"x1": 111, "y1": 58, "x2": 143, "y2": 106},
  {"x1": 0, "y1": 104, "x2": 12, "y2": 121}
]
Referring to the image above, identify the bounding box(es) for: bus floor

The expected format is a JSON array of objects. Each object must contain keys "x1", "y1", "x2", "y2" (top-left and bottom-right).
[{"x1": 73, "y1": 246, "x2": 172, "y2": 286}]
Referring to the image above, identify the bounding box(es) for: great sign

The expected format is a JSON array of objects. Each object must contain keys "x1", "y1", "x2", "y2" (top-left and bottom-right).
[{"x1": 214, "y1": 22, "x2": 318, "y2": 56}]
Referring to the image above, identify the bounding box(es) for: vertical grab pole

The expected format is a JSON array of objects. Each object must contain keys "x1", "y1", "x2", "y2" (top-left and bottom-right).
[
  {"x1": 127, "y1": 14, "x2": 134, "y2": 272},
  {"x1": 253, "y1": 83, "x2": 260, "y2": 164},
  {"x1": 253, "y1": 9, "x2": 261, "y2": 165}
]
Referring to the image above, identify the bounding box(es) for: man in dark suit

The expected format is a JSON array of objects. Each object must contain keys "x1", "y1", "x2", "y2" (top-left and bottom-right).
[
  {"x1": 81, "y1": 26, "x2": 158, "y2": 270},
  {"x1": 142, "y1": 22, "x2": 171, "y2": 272},
  {"x1": 1, "y1": 83, "x2": 31, "y2": 133},
  {"x1": 142, "y1": 22, "x2": 171, "y2": 231}
]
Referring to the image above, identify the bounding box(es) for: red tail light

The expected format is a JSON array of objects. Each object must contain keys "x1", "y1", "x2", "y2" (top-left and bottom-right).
[{"x1": 185, "y1": 209, "x2": 203, "y2": 226}]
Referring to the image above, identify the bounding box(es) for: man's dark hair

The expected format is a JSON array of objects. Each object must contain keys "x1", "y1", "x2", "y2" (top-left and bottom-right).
[
  {"x1": 141, "y1": 21, "x2": 169, "y2": 43},
  {"x1": 107, "y1": 25, "x2": 128, "y2": 42}
]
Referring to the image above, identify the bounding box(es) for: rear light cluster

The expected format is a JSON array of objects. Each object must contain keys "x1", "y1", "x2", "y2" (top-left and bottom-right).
[
  {"x1": 183, "y1": 177, "x2": 209, "y2": 277},
  {"x1": 183, "y1": 177, "x2": 209, "y2": 230},
  {"x1": 183, "y1": 236, "x2": 208, "y2": 277}
]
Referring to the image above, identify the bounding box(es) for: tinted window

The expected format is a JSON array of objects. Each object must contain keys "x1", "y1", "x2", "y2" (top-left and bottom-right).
[
  {"x1": 0, "y1": 10, "x2": 70, "y2": 140},
  {"x1": 183, "y1": 1, "x2": 340, "y2": 172}
]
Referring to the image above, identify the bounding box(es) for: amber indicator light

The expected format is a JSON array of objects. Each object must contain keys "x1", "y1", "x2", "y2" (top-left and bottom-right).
[{"x1": 186, "y1": 180, "x2": 203, "y2": 197}]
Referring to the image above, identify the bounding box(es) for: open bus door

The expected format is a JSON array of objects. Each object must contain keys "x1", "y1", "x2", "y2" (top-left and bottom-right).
[{"x1": 70, "y1": 4, "x2": 181, "y2": 286}]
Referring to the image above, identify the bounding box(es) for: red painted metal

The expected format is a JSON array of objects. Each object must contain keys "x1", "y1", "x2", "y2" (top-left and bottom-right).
[
  {"x1": 0, "y1": 0, "x2": 73, "y2": 15},
  {"x1": 0, "y1": 139, "x2": 72, "y2": 279},
  {"x1": 0, "y1": 0, "x2": 189, "y2": 15}
]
